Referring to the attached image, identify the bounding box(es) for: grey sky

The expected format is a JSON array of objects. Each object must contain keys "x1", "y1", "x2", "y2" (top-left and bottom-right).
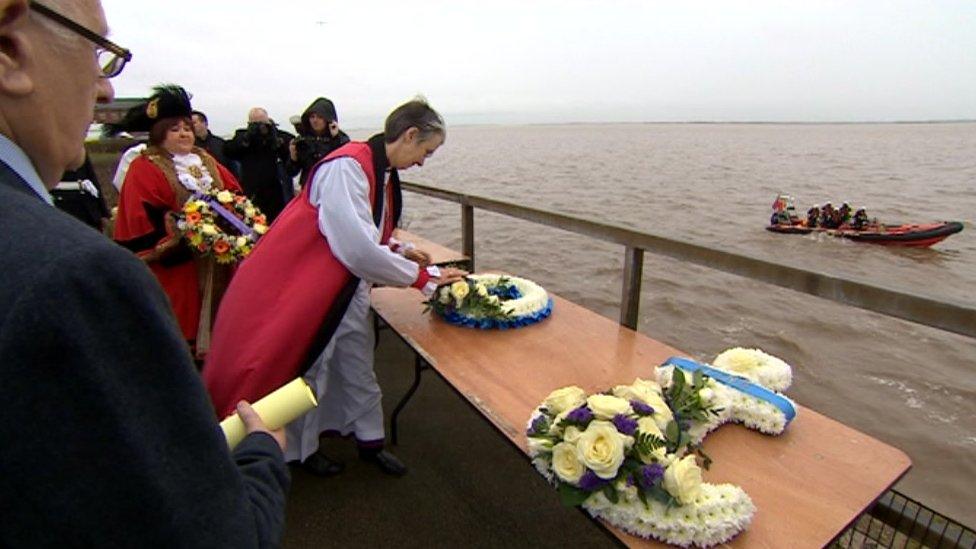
[{"x1": 101, "y1": 0, "x2": 976, "y2": 135}]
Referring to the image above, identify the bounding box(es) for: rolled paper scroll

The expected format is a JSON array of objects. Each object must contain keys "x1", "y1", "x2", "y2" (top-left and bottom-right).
[{"x1": 220, "y1": 378, "x2": 318, "y2": 449}]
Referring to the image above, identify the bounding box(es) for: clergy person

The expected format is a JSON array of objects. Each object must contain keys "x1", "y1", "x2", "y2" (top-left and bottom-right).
[{"x1": 204, "y1": 98, "x2": 465, "y2": 476}]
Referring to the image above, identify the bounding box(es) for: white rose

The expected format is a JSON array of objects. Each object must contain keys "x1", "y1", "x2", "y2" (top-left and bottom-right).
[
  {"x1": 636, "y1": 417, "x2": 663, "y2": 438},
  {"x1": 577, "y1": 420, "x2": 626, "y2": 479},
  {"x1": 245, "y1": 206, "x2": 257, "y2": 217},
  {"x1": 543, "y1": 386, "x2": 586, "y2": 415},
  {"x1": 551, "y1": 442, "x2": 585, "y2": 484},
  {"x1": 201, "y1": 224, "x2": 218, "y2": 236},
  {"x1": 216, "y1": 190, "x2": 233, "y2": 203},
  {"x1": 235, "y1": 236, "x2": 248, "y2": 248},
  {"x1": 476, "y1": 283, "x2": 488, "y2": 297},
  {"x1": 613, "y1": 378, "x2": 669, "y2": 410},
  {"x1": 563, "y1": 425, "x2": 583, "y2": 444},
  {"x1": 699, "y1": 388, "x2": 715, "y2": 403},
  {"x1": 616, "y1": 378, "x2": 663, "y2": 398},
  {"x1": 586, "y1": 394, "x2": 632, "y2": 420},
  {"x1": 253, "y1": 224, "x2": 267, "y2": 235},
  {"x1": 450, "y1": 280, "x2": 469, "y2": 300},
  {"x1": 438, "y1": 290, "x2": 451, "y2": 304},
  {"x1": 663, "y1": 455, "x2": 703, "y2": 505}
]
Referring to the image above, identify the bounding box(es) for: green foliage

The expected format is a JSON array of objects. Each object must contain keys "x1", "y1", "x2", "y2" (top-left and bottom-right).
[
  {"x1": 646, "y1": 483, "x2": 677, "y2": 507},
  {"x1": 637, "y1": 486, "x2": 650, "y2": 509},
  {"x1": 634, "y1": 430, "x2": 667, "y2": 458},
  {"x1": 558, "y1": 483, "x2": 593, "y2": 507},
  {"x1": 423, "y1": 277, "x2": 516, "y2": 320},
  {"x1": 664, "y1": 367, "x2": 722, "y2": 452}
]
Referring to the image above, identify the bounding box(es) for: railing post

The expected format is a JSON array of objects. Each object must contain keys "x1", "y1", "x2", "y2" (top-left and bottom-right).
[
  {"x1": 461, "y1": 203, "x2": 475, "y2": 271},
  {"x1": 620, "y1": 246, "x2": 643, "y2": 329}
]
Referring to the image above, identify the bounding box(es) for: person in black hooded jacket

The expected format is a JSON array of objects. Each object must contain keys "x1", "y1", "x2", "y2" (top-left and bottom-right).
[{"x1": 288, "y1": 97, "x2": 351, "y2": 186}]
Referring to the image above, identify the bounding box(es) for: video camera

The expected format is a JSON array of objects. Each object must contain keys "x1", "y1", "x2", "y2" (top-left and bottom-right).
[{"x1": 245, "y1": 121, "x2": 282, "y2": 148}]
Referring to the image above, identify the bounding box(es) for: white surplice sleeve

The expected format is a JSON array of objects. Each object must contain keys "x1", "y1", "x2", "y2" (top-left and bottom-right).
[{"x1": 309, "y1": 158, "x2": 422, "y2": 287}]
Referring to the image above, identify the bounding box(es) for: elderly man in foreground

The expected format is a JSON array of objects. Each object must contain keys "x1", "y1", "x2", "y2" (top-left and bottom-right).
[{"x1": 0, "y1": 1, "x2": 289, "y2": 546}]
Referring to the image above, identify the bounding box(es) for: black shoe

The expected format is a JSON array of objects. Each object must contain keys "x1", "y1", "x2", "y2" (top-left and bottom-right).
[
  {"x1": 300, "y1": 451, "x2": 345, "y2": 477},
  {"x1": 360, "y1": 449, "x2": 407, "y2": 476}
]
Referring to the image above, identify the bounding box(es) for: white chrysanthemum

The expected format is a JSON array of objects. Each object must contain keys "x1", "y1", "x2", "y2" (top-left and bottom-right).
[
  {"x1": 531, "y1": 456, "x2": 553, "y2": 481},
  {"x1": 582, "y1": 483, "x2": 755, "y2": 548},
  {"x1": 467, "y1": 274, "x2": 550, "y2": 317},
  {"x1": 712, "y1": 347, "x2": 793, "y2": 391}
]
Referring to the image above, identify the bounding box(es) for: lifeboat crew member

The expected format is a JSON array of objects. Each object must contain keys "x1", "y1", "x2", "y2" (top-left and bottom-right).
[{"x1": 806, "y1": 205, "x2": 820, "y2": 228}]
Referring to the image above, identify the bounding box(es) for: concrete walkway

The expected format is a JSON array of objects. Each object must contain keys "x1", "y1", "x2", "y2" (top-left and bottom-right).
[{"x1": 282, "y1": 329, "x2": 617, "y2": 548}]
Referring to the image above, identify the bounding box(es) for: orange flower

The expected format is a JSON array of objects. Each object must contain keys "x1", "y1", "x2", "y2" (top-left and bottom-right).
[
  {"x1": 234, "y1": 195, "x2": 246, "y2": 203},
  {"x1": 186, "y1": 211, "x2": 202, "y2": 224},
  {"x1": 253, "y1": 214, "x2": 266, "y2": 225},
  {"x1": 213, "y1": 240, "x2": 230, "y2": 254}
]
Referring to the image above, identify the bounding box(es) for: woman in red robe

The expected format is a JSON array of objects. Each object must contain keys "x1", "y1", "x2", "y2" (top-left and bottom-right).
[{"x1": 112, "y1": 86, "x2": 241, "y2": 358}]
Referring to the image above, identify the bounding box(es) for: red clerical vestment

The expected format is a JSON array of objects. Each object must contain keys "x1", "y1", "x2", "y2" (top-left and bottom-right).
[{"x1": 203, "y1": 141, "x2": 403, "y2": 419}]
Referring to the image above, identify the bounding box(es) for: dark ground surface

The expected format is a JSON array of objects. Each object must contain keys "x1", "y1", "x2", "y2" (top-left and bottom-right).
[{"x1": 281, "y1": 328, "x2": 618, "y2": 549}]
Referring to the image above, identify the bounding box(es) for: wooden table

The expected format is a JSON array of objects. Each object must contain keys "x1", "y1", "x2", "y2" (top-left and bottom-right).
[{"x1": 371, "y1": 286, "x2": 911, "y2": 548}]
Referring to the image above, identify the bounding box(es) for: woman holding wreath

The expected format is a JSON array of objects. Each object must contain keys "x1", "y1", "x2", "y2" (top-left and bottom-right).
[{"x1": 112, "y1": 85, "x2": 243, "y2": 359}]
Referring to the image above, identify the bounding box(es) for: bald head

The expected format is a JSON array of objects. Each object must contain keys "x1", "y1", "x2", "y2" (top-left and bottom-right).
[{"x1": 247, "y1": 108, "x2": 269, "y2": 123}]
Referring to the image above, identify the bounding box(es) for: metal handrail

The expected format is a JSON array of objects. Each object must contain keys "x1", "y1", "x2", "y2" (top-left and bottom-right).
[{"x1": 401, "y1": 180, "x2": 976, "y2": 339}]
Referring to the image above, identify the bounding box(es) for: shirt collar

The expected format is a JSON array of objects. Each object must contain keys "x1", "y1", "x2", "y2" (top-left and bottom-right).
[{"x1": 0, "y1": 134, "x2": 53, "y2": 205}]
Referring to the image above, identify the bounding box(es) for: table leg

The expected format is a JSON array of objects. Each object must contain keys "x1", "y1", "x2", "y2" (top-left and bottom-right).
[
  {"x1": 390, "y1": 353, "x2": 427, "y2": 445},
  {"x1": 373, "y1": 312, "x2": 390, "y2": 350},
  {"x1": 373, "y1": 314, "x2": 380, "y2": 349}
]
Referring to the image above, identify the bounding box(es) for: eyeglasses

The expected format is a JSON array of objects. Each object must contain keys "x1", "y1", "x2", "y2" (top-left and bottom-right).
[{"x1": 29, "y1": 1, "x2": 132, "y2": 78}]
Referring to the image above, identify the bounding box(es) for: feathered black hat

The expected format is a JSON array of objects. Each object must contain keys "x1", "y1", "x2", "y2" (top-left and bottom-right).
[{"x1": 104, "y1": 84, "x2": 193, "y2": 136}]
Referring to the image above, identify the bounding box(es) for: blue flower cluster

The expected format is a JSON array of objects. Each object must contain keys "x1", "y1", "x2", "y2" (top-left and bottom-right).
[
  {"x1": 441, "y1": 298, "x2": 554, "y2": 330},
  {"x1": 488, "y1": 284, "x2": 522, "y2": 300}
]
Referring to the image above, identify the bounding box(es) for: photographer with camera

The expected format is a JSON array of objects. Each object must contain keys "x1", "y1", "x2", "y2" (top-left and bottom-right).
[
  {"x1": 287, "y1": 97, "x2": 350, "y2": 187},
  {"x1": 225, "y1": 107, "x2": 294, "y2": 222}
]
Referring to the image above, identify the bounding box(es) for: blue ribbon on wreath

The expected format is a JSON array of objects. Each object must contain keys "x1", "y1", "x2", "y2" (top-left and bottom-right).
[
  {"x1": 662, "y1": 356, "x2": 796, "y2": 424},
  {"x1": 193, "y1": 192, "x2": 255, "y2": 236},
  {"x1": 442, "y1": 298, "x2": 554, "y2": 330}
]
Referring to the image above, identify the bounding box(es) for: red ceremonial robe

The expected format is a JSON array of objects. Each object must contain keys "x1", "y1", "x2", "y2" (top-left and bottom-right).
[
  {"x1": 113, "y1": 148, "x2": 241, "y2": 342},
  {"x1": 203, "y1": 139, "x2": 399, "y2": 419}
]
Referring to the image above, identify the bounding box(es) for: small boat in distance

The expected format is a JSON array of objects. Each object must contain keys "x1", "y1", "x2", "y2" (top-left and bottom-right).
[{"x1": 766, "y1": 194, "x2": 964, "y2": 248}]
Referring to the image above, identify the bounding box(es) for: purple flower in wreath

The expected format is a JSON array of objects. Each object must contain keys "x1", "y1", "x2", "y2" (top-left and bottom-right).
[
  {"x1": 527, "y1": 414, "x2": 548, "y2": 436},
  {"x1": 630, "y1": 400, "x2": 655, "y2": 416},
  {"x1": 565, "y1": 405, "x2": 594, "y2": 425},
  {"x1": 578, "y1": 470, "x2": 610, "y2": 492},
  {"x1": 636, "y1": 463, "x2": 665, "y2": 490},
  {"x1": 611, "y1": 414, "x2": 638, "y2": 436}
]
